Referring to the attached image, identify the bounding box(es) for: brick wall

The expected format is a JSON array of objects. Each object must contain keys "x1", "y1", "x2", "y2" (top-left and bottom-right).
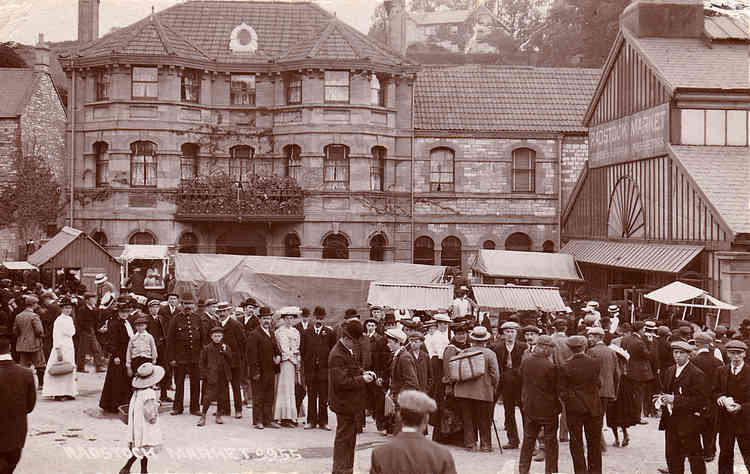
[{"x1": 561, "y1": 135, "x2": 588, "y2": 210}]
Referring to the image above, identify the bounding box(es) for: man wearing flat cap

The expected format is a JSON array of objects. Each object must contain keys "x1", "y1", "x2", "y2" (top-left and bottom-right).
[
  {"x1": 550, "y1": 317, "x2": 573, "y2": 442},
  {"x1": 493, "y1": 320, "x2": 527, "y2": 449},
  {"x1": 370, "y1": 390, "x2": 456, "y2": 474},
  {"x1": 560, "y1": 335, "x2": 603, "y2": 474},
  {"x1": 214, "y1": 301, "x2": 246, "y2": 419},
  {"x1": 714, "y1": 339, "x2": 750, "y2": 473},
  {"x1": 692, "y1": 331, "x2": 724, "y2": 462},
  {"x1": 586, "y1": 326, "x2": 620, "y2": 452},
  {"x1": 12, "y1": 295, "x2": 46, "y2": 388},
  {"x1": 388, "y1": 325, "x2": 421, "y2": 435},
  {"x1": 145, "y1": 299, "x2": 171, "y2": 401},
  {"x1": 656, "y1": 340, "x2": 708, "y2": 474}
]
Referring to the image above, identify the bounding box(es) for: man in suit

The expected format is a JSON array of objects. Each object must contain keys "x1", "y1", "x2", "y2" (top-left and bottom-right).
[
  {"x1": 246, "y1": 306, "x2": 281, "y2": 429},
  {"x1": 300, "y1": 306, "x2": 336, "y2": 430},
  {"x1": 714, "y1": 339, "x2": 750, "y2": 474},
  {"x1": 656, "y1": 340, "x2": 708, "y2": 474},
  {"x1": 215, "y1": 302, "x2": 246, "y2": 418},
  {"x1": 560, "y1": 335, "x2": 603, "y2": 474},
  {"x1": 293, "y1": 307, "x2": 312, "y2": 415},
  {"x1": 159, "y1": 292, "x2": 181, "y2": 392},
  {"x1": 370, "y1": 390, "x2": 456, "y2": 474},
  {"x1": 167, "y1": 295, "x2": 205, "y2": 416},
  {"x1": 551, "y1": 317, "x2": 573, "y2": 442},
  {"x1": 12, "y1": 296, "x2": 45, "y2": 389},
  {"x1": 239, "y1": 298, "x2": 260, "y2": 406},
  {"x1": 145, "y1": 299, "x2": 171, "y2": 401},
  {"x1": 586, "y1": 326, "x2": 621, "y2": 453},
  {"x1": 493, "y1": 320, "x2": 527, "y2": 449},
  {"x1": 692, "y1": 331, "x2": 725, "y2": 462},
  {"x1": 76, "y1": 292, "x2": 106, "y2": 373},
  {"x1": 0, "y1": 328, "x2": 36, "y2": 473},
  {"x1": 519, "y1": 335, "x2": 561, "y2": 474},
  {"x1": 329, "y1": 319, "x2": 376, "y2": 474},
  {"x1": 621, "y1": 321, "x2": 655, "y2": 424}
]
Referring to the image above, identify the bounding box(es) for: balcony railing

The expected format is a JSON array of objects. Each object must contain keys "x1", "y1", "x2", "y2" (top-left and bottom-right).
[{"x1": 175, "y1": 174, "x2": 304, "y2": 222}]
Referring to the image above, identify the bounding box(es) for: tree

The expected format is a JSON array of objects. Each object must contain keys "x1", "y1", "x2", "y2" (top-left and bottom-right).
[
  {"x1": 0, "y1": 42, "x2": 26, "y2": 68},
  {"x1": 368, "y1": 3, "x2": 389, "y2": 44}
]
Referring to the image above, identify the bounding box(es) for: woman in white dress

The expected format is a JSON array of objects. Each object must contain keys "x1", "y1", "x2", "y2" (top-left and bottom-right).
[
  {"x1": 120, "y1": 362, "x2": 164, "y2": 474},
  {"x1": 274, "y1": 307, "x2": 301, "y2": 426},
  {"x1": 42, "y1": 297, "x2": 77, "y2": 400}
]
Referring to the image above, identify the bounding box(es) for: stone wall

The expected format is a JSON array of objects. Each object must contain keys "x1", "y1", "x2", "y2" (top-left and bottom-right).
[
  {"x1": 0, "y1": 118, "x2": 21, "y2": 186},
  {"x1": 561, "y1": 135, "x2": 588, "y2": 210}
]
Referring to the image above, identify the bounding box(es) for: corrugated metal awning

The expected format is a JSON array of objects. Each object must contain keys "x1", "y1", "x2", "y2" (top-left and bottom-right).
[
  {"x1": 367, "y1": 282, "x2": 454, "y2": 311},
  {"x1": 472, "y1": 284, "x2": 567, "y2": 312},
  {"x1": 560, "y1": 240, "x2": 703, "y2": 274}
]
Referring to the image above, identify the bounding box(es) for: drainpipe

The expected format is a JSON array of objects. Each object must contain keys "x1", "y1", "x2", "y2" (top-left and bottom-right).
[
  {"x1": 410, "y1": 75, "x2": 415, "y2": 263},
  {"x1": 557, "y1": 133, "x2": 563, "y2": 250},
  {"x1": 69, "y1": 66, "x2": 76, "y2": 227}
]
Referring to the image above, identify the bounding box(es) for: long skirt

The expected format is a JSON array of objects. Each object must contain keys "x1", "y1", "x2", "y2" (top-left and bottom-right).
[
  {"x1": 99, "y1": 356, "x2": 133, "y2": 413},
  {"x1": 273, "y1": 360, "x2": 298, "y2": 420},
  {"x1": 607, "y1": 377, "x2": 639, "y2": 429},
  {"x1": 436, "y1": 394, "x2": 465, "y2": 445},
  {"x1": 42, "y1": 347, "x2": 77, "y2": 398}
]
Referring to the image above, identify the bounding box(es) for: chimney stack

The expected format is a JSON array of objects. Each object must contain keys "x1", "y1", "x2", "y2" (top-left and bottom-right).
[
  {"x1": 34, "y1": 33, "x2": 50, "y2": 74},
  {"x1": 620, "y1": 0, "x2": 704, "y2": 39},
  {"x1": 78, "y1": 0, "x2": 100, "y2": 43},
  {"x1": 387, "y1": 0, "x2": 409, "y2": 56}
]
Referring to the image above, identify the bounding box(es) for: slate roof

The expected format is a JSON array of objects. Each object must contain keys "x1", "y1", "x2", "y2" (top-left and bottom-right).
[
  {"x1": 0, "y1": 68, "x2": 37, "y2": 117},
  {"x1": 704, "y1": 14, "x2": 750, "y2": 41},
  {"x1": 414, "y1": 64, "x2": 600, "y2": 133},
  {"x1": 670, "y1": 144, "x2": 750, "y2": 235},
  {"x1": 72, "y1": 1, "x2": 409, "y2": 67}
]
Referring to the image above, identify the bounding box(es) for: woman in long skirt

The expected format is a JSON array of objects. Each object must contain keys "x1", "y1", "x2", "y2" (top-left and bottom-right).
[
  {"x1": 274, "y1": 309, "x2": 301, "y2": 426},
  {"x1": 607, "y1": 341, "x2": 638, "y2": 447},
  {"x1": 100, "y1": 301, "x2": 134, "y2": 413},
  {"x1": 42, "y1": 297, "x2": 77, "y2": 400}
]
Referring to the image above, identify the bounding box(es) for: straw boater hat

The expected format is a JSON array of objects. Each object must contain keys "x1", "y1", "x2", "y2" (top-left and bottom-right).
[
  {"x1": 94, "y1": 273, "x2": 108, "y2": 285},
  {"x1": 216, "y1": 301, "x2": 232, "y2": 312},
  {"x1": 433, "y1": 313, "x2": 451, "y2": 323},
  {"x1": 469, "y1": 326, "x2": 491, "y2": 342},
  {"x1": 278, "y1": 306, "x2": 302, "y2": 316},
  {"x1": 608, "y1": 304, "x2": 620, "y2": 314},
  {"x1": 132, "y1": 363, "x2": 165, "y2": 389},
  {"x1": 500, "y1": 321, "x2": 520, "y2": 331},
  {"x1": 587, "y1": 326, "x2": 605, "y2": 336}
]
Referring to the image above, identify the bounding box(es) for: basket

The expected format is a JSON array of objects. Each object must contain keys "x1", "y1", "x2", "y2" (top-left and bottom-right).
[
  {"x1": 118, "y1": 404, "x2": 129, "y2": 425},
  {"x1": 448, "y1": 350, "x2": 486, "y2": 382}
]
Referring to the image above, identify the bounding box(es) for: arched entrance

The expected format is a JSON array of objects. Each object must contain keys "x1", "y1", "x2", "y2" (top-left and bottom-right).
[
  {"x1": 505, "y1": 232, "x2": 532, "y2": 251},
  {"x1": 216, "y1": 231, "x2": 267, "y2": 256}
]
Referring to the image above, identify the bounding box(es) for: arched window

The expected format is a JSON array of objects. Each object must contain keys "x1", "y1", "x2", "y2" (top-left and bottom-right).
[
  {"x1": 130, "y1": 141, "x2": 157, "y2": 187},
  {"x1": 441, "y1": 236, "x2": 462, "y2": 269},
  {"x1": 284, "y1": 233, "x2": 301, "y2": 257},
  {"x1": 371, "y1": 73, "x2": 386, "y2": 106},
  {"x1": 129, "y1": 232, "x2": 156, "y2": 245},
  {"x1": 483, "y1": 240, "x2": 496, "y2": 250},
  {"x1": 229, "y1": 145, "x2": 254, "y2": 184},
  {"x1": 512, "y1": 148, "x2": 536, "y2": 192},
  {"x1": 322, "y1": 234, "x2": 349, "y2": 259},
  {"x1": 94, "y1": 142, "x2": 108, "y2": 186},
  {"x1": 179, "y1": 232, "x2": 199, "y2": 253},
  {"x1": 413, "y1": 236, "x2": 435, "y2": 266},
  {"x1": 370, "y1": 234, "x2": 386, "y2": 261},
  {"x1": 92, "y1": 231, "x2": 108, "y2": 247},
  {"x1": 505, "y1": 232, "x2": 532, "y2": 251},
  {"x1": 543, "y1": 240, "x2": 555, "y2": 253},
  {"x1": 180, "y1": 143, "x2": 199, "y2": 182},
  {"x1": 430, "y1": 147, "x2": 454, "y2": 192},
  {"x1": 324, "y1": 145, "x2": 349, "y2": 191},
  {"x1": 284, "y1": 145, "x2": 302, "y2": 182},
  {"x1": 371, "y1": 146, "x2": 386, "y2": 191}
]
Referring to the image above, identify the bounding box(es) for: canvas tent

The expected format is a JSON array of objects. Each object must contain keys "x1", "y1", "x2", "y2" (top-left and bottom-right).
[
  {"x1": 367, "y1": 282, "x2": 454, "y2": 311},
  {"x1": 471, "y1": 249, "x2": 583, "y2": 282},
  {"x1": 645, "y1": 281, "x2": 738, "y2": 328},
  {"x1": 174, "y1": 254, "x2": 446, "y2": 321},
  {"x1": 472, "y1": 284, "x2": 568, "y2": 312}
]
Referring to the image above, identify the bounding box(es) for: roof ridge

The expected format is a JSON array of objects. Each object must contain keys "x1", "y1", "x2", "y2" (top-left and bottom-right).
[
  {"x1": 308, "y1": 19, "x2": 338, "y2": 59},
  {"x1": 150, "y1": 11, "x2": 174, "y2": 56},
  {"x1": 160, "y1": 21, "x2": 212, "y2": 60},
  {"x1": 330, "y1": 19, "x2": 366, "y2": 60},
  {"x1": 329, "y1": 15, "x2": 410, "y2": 65}
]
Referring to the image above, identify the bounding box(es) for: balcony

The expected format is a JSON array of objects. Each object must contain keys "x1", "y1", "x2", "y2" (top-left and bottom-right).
[{"x1": 175, "y1": 174, "x2": 304, "y2": 223}]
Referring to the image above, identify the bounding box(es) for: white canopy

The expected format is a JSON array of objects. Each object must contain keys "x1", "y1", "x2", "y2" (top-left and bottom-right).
[
  {"x1": 645, "y1": 281, "x2": 738, "y2": 311},
  {"x1": 1, "y1": 261, "x2": 38, "y2": 271},
  {"x1": 118, "y1": 245, "x2": 169, "y2": 262}
]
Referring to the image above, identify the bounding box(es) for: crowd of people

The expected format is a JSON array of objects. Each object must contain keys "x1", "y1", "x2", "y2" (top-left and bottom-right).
[{"x1": 1, "y1": 274, "x2": 750, "y2": 474}]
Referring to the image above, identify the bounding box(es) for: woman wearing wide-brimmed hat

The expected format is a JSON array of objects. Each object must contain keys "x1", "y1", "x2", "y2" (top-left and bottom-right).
[
  {"x1": 120, "y1": 362, "x2": 164, "y2": 474},
  {"x1": 42, "y1": 296, "x2": 77, "y2": 400}
]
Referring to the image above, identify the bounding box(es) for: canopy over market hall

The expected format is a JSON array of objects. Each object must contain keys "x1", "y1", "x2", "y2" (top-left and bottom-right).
[{"x1": 561, "y1": 0, "x2": 750, "y2": 327}]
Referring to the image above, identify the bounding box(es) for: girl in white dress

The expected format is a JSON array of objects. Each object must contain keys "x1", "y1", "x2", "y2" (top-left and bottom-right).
[
  {"x1": 274, "y1": 307, "x2": 301, "y2": 426},
  {"x1": 42, "y1": 297, "x2": 77, "y2": 400},
  {"x1": 120, "y1": 362, "x2": 164, "y2": 474}
]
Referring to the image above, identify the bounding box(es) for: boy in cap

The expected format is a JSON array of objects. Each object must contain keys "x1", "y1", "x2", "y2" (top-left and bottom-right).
[
  {"x1": 198, "y1": 326, "x2": 232, "y2": 427},
  {"x1": 370, "y1": 390, "x2": 457, "y2": 474},
  {"x1": 714, "y1": 339, "x2": 750, "y2": 474},
  {"x1": 126, "y1": 313, "x2": 158, "y2": 377}
]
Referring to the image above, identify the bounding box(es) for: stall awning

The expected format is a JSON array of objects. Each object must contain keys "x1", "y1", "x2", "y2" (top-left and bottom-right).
[
  {"x1": 560, "y1": 240, "x2": 703, "y2": 274},
  {"x1": 471, "y1": 249, "x2": 582, "y2": 282},
  {"x1": 367, "y1": 282, "x2": 454, "y2": 311},
  {"x1": 118, "y1": 245, "x2": 170, "y2": 262},
  {"x1": 472, "y1": 284, "x2": 567, "y2": 312},
  {"x1": 645, "y1": 281, "x2": 738, "y2": 310},
  {"x1": 1, "y1": 261, "x2": 37, "y2": 271}
]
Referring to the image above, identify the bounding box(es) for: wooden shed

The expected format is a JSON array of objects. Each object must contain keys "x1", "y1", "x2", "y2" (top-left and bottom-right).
[{"x1": 27, "y1": 226, "x2": 121, "y2": 291}]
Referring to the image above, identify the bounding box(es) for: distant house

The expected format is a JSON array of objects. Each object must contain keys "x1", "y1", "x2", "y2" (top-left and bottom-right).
[{"x1": 0, "y1": 35, "x2": 67, "y2": 260}]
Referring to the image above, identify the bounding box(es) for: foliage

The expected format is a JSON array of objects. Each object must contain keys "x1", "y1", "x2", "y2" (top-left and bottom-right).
[
  {"x1": 0, "y1": 153, "x2": 65, "y2": 242},
  {"x1": 0, "y1": 42, "x2": 26, "y2": 68}
]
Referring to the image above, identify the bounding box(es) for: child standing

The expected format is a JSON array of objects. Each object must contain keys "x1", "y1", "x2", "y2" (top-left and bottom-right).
[
  {"x1": 198, "y1": 326, "x2": 232, "y2": 427},
  {"x1": 120, "y1": 362, "x2": 164, "y2": 474},
  {"x1": 126, "y1": 314, "x2": 157, "y2": 377}
]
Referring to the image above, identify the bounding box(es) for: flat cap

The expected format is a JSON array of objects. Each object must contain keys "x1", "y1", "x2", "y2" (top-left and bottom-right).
[
  {"x1": 537, "y1": 335, "x2": 555, "y2": 347},
  {"x1": 344, "y1": 308, "x2": 360, "y2": 319},
  {"x1": 553, "y1": 318, "x2": 569, "y2": 329},
  {"x1": 398, "y1": 390, "x2": 437, "y2": 414},
  {"x1": 587, "y1": 326, "x2": 605, "y2": 336},
  {"x1": 385, "y1": 328, "x2": 407, "y2": 344},
  {"x1": 670, "y1": 340, "x2": 695, "y2": 352},
  {"x1": 523, "y1": 325, "x2": 541, "y2": 334},
  {"x1": 205, "y1": 298, "x2": 218, "y2": 306},
  {"x1": 566, "y1": 335, "x2": 588, "y2": 348},
  {"x1": 726, "y1": 339, "x2": 748, "y2": 352},
  {"x1": 501, "y1": 321, "x2": 520, "y2": 330},
  {"x1": 694, "y1": 332, "x2": 713, "y2": 344},
  {"x1": 715, "y1": 325, "x2": 728, "y2": 334},
  {"x1": 209, "y1": 325, "x2": 224, "y2": 334},
  {"x1": 148, "y1": 299, "x2": 161, "y2": 307}
]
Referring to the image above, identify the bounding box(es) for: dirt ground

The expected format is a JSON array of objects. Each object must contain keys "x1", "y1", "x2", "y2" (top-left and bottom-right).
[{"x1": 16, "y1": 370, "x2": 750, "y2": 474}]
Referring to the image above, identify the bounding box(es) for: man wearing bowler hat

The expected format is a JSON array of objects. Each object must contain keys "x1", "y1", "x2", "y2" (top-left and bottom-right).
[
  {"x1": 300, "y1": 306, "x2": 336, "y2": 430},
  {"x1": 246, "y1": 306, "x2": 281, "y2": 429},
  {"x1": 714, "y1": 339, "x2": 750, "y2": 473},
  {"x1": 166, "y1": 295, "x2": 204, "y2": 416}
]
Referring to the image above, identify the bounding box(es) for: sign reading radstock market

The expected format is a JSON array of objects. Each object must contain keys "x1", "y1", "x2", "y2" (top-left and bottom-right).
[{"x1": 589, "y1": 104, "x2": 669, "y2": 168}]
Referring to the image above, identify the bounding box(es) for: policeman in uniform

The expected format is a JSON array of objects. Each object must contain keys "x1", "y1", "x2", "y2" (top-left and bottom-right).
[{"x1": 167, "y1": 295, "x2": 205, "y2": 415}]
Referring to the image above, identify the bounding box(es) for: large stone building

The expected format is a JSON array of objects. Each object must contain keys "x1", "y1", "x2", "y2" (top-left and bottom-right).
[{"x1": 58, "y1": 0, "x2": 597, "y2": 272}]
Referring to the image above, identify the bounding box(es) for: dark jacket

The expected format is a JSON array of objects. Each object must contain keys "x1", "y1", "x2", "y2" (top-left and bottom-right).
[
  {"x1": 389, "y1": 346, "x2": 421, "y2": 396},
  {"x1": 300, "y1": 324, "x2": 336, "y2": 382},
  {"x1": 12, "y1": 309, "x2": 44, "y2": 352},
  {"x1": 166, "y1": 311, "x2": 205, "y2": 364},
  {"x1": 218, "y1": 317, "x2": 246, "y2": 369},
  {"x1": 714, "y1": 363, "x2": 750, "y2": 434},
  {"x1": 520, "y1": 351, "x2": 561, "y2": 422},
  {"x1": 371, "y1": 333, "x2": 391, "y2": 380},
  {"x1": 560, "y1": 352, "x2": 603, "y2": 417},
  {"x1": 104, "y1": 316, "x2": 131, "y2": 360},
  {"x1": 691, "y1": 349, "x2": 724, "y2": 415},
  {"x1": 0, "y1": 359, "x2": 36, "y2": 450},
  {"x1": 200, "y1": 342, "x2": 232, "y2": 385},
  {"x1": 370, "y1": 431, "x2": 457, "y2": 474},
  {"x1": 328, "y1": 340, "x2": 368, "y2": 415},
  {"x1": 76, "y1": 304, "x2": 99, "y2": 333},
  {"x1": 658, "y1": 361, "x2": 709, "y2": 435},
  {"x1": 587, "y1": 342, "x2": 621, "y2": 400},
  {"x1": 621, "y1": 333, "x2": 655, "y2": 382},
  {"x1": 246, "y1": 326, "x2": 280, "y2": 380},
  {"x1": 243, "y1": 314, "x2": 259, "y2": 335},
  {"x1": 145, "y1": 314, "x2": 167, "y2": 364},
  {"x1": 414, "y1": 346, "x2": 432, "y2": 392},
  {"x1": 656, "y1": 336, "x2": 674, "y2": 372},
  {"x1": 493, "y1": 338, "x2": 527, "y2": 397},
  {"x1": 157, "y1": 304, "x2": 181, "y2": 328}
]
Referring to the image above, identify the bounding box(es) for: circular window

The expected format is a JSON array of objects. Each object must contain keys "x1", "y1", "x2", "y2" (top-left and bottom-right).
[{"x1": 229, "y1": 23, "x2": 258, "y2": 53}]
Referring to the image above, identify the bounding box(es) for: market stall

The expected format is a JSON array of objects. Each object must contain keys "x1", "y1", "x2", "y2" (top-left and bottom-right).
[
  {"x1": 118, "y1": 245, "x2": 171, "y2": 298},
  {"x1": 471, "y1": 284, "x2": 568, "y2": 313},
  {"x1": 471, "y1": 249, "x2": 583, "y2": 283},
  {"x1": 367, "y1": 282, "x2": 454, "y2": 311},
  {"x1": 644, "y1": 281, "x2": 739, "y2": 328}
]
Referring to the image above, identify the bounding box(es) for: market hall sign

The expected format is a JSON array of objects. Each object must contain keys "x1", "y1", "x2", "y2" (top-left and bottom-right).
[{"x1": 589, "y1": 104, "x2": 669, "y2": 168}]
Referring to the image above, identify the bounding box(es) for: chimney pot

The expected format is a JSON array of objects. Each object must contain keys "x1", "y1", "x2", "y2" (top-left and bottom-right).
[{"x1": 34, "y1": 33, "x2": 50, "y2": 74}]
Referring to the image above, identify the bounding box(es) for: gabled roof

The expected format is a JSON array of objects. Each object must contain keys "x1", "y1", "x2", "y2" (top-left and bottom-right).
[
  {"x1": 70, "y1": 1, "x2": 410, "y2": 68},
  {"x1": 415, "y1": 64, "x2": 600, "y2": 133},
  {"x1": 0, "y1": 68, "x2": 37, "y2": 118},
  {"x1": 27, "y1": 227, "x2": 118, "y2": 267}
]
